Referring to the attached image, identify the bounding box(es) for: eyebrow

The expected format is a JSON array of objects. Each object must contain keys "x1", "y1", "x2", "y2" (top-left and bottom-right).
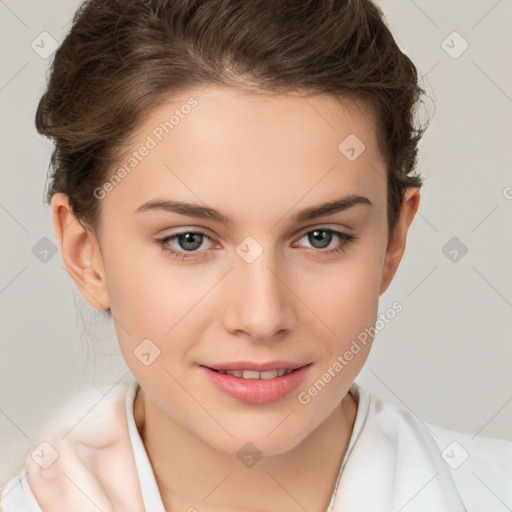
[{"x1": 134, "y1": 194, "x2": 372, "y2": 225}]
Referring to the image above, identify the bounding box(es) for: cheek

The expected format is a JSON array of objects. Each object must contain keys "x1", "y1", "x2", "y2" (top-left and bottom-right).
[
  {"x1": 105, "y1": 239, "x2": 202, "y2": 322},
  {"x1": 301, "y1": 248, "x2": 382, "y2": 339},
  {"x1": 102, "y1": 243, "x2": 224, "y2": 372}
]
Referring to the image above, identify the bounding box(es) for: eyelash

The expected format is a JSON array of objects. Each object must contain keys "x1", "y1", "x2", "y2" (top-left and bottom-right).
[{"x1": 156, "y1": 228, "x2": 356, "y2": 261}]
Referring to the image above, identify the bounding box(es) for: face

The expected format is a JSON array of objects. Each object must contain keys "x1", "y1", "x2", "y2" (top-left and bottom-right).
[{"x1": 55, "y1": 85, "x2": 417, "y2": 456}]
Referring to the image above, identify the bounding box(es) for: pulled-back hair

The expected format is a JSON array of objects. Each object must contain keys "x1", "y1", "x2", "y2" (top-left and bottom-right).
[{"x1": 36, "y1": 0, "x2": 426, "y2": 238}]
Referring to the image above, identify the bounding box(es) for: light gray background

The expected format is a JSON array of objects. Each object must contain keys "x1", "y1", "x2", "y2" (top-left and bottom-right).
[{"x1": 1, "y1": 0, "x2": 511, "y2": 486}]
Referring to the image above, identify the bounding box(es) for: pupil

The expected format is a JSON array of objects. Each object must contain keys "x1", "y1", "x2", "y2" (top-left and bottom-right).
[
  {"x1": 309, "y1": 230, "x2": 331, "y2": 249},
  {"x1": 179, "y1": 233, "x2": 202, "y2": 251}
]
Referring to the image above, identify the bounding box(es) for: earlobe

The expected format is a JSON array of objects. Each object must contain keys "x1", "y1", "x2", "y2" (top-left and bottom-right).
[
  {"x1": 379, "y1": 187, "x2": 421, "y2": 295},
  {"x1": 51, "y1": 193, "x2": 110, "y2": 311}
]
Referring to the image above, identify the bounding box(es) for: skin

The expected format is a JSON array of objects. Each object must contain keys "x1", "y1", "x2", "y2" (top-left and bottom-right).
[{"x1": 51, "y1": 85, "x2": 419, "y2": 512}]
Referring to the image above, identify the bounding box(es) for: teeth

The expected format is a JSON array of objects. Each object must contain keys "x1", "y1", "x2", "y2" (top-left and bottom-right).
[
  {"x1": 242, "y1": 370, "x2": 261, "y2": 379},
  {"x1": 221, "y1": 368, "x2": 294, "y2": 379},
  {"x1": 259, "y1": 370, "x2": 279, "y2": 380}
]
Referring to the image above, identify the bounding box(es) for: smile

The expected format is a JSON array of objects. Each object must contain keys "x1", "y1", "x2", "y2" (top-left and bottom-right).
[{"x1": 199, "y1": 363, "x2": 312, "y2": 404}]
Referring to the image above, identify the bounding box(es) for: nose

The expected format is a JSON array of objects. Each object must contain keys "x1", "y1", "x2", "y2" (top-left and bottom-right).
[{"x1": 222, "y1": 248, "x2": 297, "y2": 343}]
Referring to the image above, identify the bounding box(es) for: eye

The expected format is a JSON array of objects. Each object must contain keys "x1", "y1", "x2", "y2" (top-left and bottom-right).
[
  {"x1": 293, "y1": 228, "x2": 356, "y2": 256},
  {"x1": 156, "y1": 227, "x2": 356, "y2": 262},
  {"x1": 156, "y1": 231, "x2": 217, "y2": 260}
]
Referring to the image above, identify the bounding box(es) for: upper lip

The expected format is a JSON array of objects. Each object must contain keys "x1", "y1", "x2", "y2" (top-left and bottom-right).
[{"x1": 202, "y1": 361, "x2": 311, "y2": 372}]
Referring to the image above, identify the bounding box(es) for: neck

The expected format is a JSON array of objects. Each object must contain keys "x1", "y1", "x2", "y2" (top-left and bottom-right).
[{"x1": 134, "y1": 386, "x2": 357, "y2": 512}]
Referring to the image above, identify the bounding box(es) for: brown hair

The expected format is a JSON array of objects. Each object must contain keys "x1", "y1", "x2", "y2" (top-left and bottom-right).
[{"x1": 36, "y1": 0, "x2": 426, "y2": 253}]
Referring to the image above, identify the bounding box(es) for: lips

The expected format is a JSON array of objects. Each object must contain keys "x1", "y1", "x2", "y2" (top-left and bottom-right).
[{"x1": 199, "y1": 361, "x2": 312, "y2": 404}]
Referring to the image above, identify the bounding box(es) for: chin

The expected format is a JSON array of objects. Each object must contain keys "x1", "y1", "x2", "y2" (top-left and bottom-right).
[{"x1": 202, "y1": 426, "x2": 310, "y2": 459}]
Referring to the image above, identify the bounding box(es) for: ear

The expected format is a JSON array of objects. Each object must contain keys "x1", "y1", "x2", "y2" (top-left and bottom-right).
[
  {"x1": 51, "y1": 193, "x2": 110, "y2": 310},
  {"x1": 379, "y1": 187, "x2": 420, "y2": 295}
]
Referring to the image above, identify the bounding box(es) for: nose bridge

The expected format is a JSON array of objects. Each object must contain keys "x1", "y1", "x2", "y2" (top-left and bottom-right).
[{"x1": 224, "y1": 239, "x2": 295, "y2": 341}]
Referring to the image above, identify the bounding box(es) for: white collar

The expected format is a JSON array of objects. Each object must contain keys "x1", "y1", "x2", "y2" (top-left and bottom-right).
[{"x1": 125, "y1": 379, "x2": 167, "y2": 511}]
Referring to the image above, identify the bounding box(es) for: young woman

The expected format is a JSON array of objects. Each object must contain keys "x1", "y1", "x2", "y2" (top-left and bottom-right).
[{"x1": 1, "y1": 0, "x2": 495, "y2": 510}]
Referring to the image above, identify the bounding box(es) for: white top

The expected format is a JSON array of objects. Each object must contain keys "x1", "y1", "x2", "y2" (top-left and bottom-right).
[{"x1": 1, "y1": 376, "x2": 511, "y2": 511}]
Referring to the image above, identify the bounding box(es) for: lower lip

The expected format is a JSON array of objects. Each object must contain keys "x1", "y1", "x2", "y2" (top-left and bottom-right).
[{"x1": 199, "y1": 365, "x2": 312, "y2": 405}]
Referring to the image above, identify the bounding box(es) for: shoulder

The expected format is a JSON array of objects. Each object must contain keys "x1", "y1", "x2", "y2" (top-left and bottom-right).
[
  {"x1": 336, "y1": 384, "x2": 512, "y2": 512},
  {"x1": 364, "y1": 387, "x2": 512, "y2": 510},
  {"x1": 430, "y1": 423, "x2": 512, "y2": 512},
  {"x1": 333, "y1": 384, "x2": 467, "y2": 511},
  {"x1": 1, "y1": 466, "x2": 43, "y2": 512},
  {"x1": 0, "y1": 376, "x2": 142, "y2": 512}
]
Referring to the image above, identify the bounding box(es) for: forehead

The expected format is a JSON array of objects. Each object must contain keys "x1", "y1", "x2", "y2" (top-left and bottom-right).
[{"x1": 101, "y1": 86, "x2": 386, "y2": 227}]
